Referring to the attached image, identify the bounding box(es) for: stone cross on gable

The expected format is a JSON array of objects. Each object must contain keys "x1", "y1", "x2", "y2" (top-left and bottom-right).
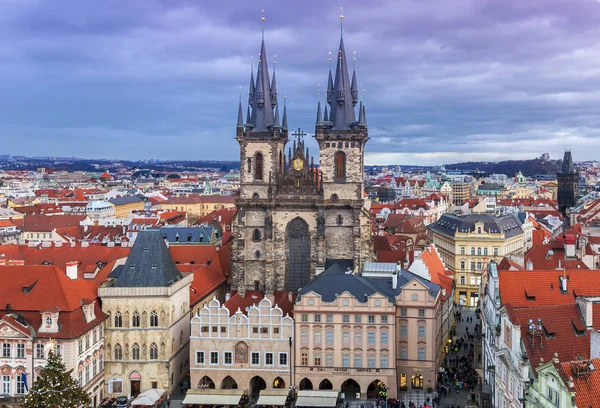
[{"x1": 292, "y1": 128, "x2": 306, "y2": 139}]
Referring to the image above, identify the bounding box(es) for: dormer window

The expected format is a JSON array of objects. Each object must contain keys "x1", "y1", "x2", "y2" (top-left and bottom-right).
[{"x1": 45, "y1": 317, "x2": 52, "y2": 327}]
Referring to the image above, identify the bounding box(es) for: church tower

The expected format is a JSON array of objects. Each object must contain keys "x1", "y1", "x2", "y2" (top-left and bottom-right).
[{"x1": 557, "y1": 150, "x2": 578, "y2": 216}]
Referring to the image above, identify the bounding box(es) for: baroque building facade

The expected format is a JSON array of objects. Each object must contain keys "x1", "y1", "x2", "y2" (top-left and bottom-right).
[{"x1": 232, "y1": 22, "x2": 372, "y2": 295}]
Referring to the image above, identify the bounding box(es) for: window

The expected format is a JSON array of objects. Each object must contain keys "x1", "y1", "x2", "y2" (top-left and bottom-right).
[
  {"x1": 16, "y1": 374, "x2": 25, "y2": 394},
  {"x1": 255, "y1": 152, "x2": 264, "y2": 180},
  {"x1": 150, "y1": 343, "x2": 158, "y2": 360},
  {"x1": 224, "y1": 351, "x2": 233, "y2": 365},
  {"x1": 114, "y1": 312, "x2": 122, "y2": 328},
  {"x1": 210, "y1": 351, "x2": 218, "y2": 365},
  {"x1": 400, "y1": 308, "x2": 407, "y2": 317},
  {"x1": 196, "y1": 351, "x2": 205, "y2": 364},
  {"x1": 93, "y1": 329, "x2": 97, "y2": 344},
  {"x1": 381, "y1": 355, "x2": 389, "y2": 368},
  {"x1": 55, "y1": 344, "x2": 61, "y2": 356},
  {"x1": 354, "y1": 315, "x2": 362, "y2": 323},
  {"x1": 418, "y1": 309, "x2": 425, "y2": 317},
  {"x1": 471, "y1": 247, "x2": 475, "y2": 255},
  {"x1": 460, "y1": 275, "x2": 465, "y2": 285},
  {"x1": 460, "y1": 261, "x2": 465, "y2": 270},
  {"x1": 400, "y1": 348, "x2": 408, "y2": 360},
  {"x1": 99, "y1": 354, "x2": 103, "y2": 370},
  {"x1": 477, "y1": 262, "x2": 482, "y2": 270},
  {"x1": 326, "y1": 331, "x2": 334, "y2": 343},
  {"x1": 301, "y1": 352, "x2": 308, "y2": 366},
  {"x1": 253, "y1": 229, "x2": 261, "y2": 241},
  {"x1": 2, "y1": 344, "x2": 10, "y2": 358},
  {"x1": 78, "y1": 339, "x2": 83, "y2": 354},
  {"x1": 368, "y1": 315, "x2": 375, "y2": 323},
  {"x1": 334, "y1": 151, "x2": 346, "y2": 180},
  {"x1": 547, "y1": 387, "x2": 559, "y2": 407},
  {"x1": 460, "y1": 247, "x2": 465, "y2": 255},
  {"x1": 418, "y1": 348, "x2": 425, "y2": 361},
  {"x1": 314, "y1": 331, "x2": 322, "y2": 344},
  {"x1": 375, "y1": 300, "x2": 381, "y2": 307},
  {"x1": 36, "y1": 344, "x2": 44, "y2": 359},
  {"x1": 132, "y1": 311, "x2": 140, "y2": 327},
  {"x1": 16, "y1": 344, "x2": 24, "y2": 358},
  {"x1": 251, "y1": 352, "x2": 260, "y2": 365},
  {"x1": 85, "y1": 335, "x2": 90, "y2": 350},
  {"x1": 342, "y1": 299, "x2": 349, "y2": 306},
  {"x1": 2, "y1": 375, "x2": 10, "y2": 395},
  {"x1": 337, "y1": 214, "x2": 343, "y2": 225},
  {"x1": 400, "y1": 325, "x2": 408, "y2": 336},
  {"x1": 354, "y1": 355, "x2": 362, "y2": 368},
  {"x1": 114, "y1": 344, "x2": 122, "y2": 360},
  {"x1": 342, "y1": 354, "x2": 350, "y2": 367},
  {"x1": 150, "y1": 311, "x2": 158, "y2": 327},
  {"x1": 326, "y1": 354, "x2": 334, "y2": 367},
  {"x1": 478, "y1": 227, "x2": 482, "y2": 234},
  {"x1": 301, "y1": 331, "x2": 308, "y2": 345},
  {"x1": 314, "y1": 353, "x2": 321, "y2": 366},
  {"x1": 484, "y1": 248, "x2": 488, "y2": 256},
  {"x1": 342, "y1": 332, "x2": 350, "y2": 345},
  {"x1": 477, "y1": 247, "x2": 482, "y2": 255},
  {"x1": 418, "y1": 325, "x2": 426, "y2": 338},
  {"x1": 354, "y1": 332, "x2": 362, "y2": 345},
  {"x1": 381, "y1": 332, "x2": 388, "y2": 345},
  {"x1": 314, "y1": 314, "x2": 321, "y2": 323},
  {"x1": 93, "y1": 358, "x2": 97, "y2": 377},
  {"x1": 342, "y1": 314, "x2": 350, "y2": 323},
  {"x1": 279, "y1": 352, "x2": 288, "y2": 366},
  {"x1": 132, "y1": 344, "x2": 140, "y2": 360},
  {"x1": 381, "y1": 316, "x2": 388, "y2": 324},
  {"x1": 301, "y1": 314, "x2": 308, "y2": 322},
  {"x1": 368, "y1": 331, "x2": 376, "y2": 345},
  {"x1": 99, "y1": 325, "x2": 103, "y2": 339},
  {"x1": 494, "y1": 247, "x2": 499, "y2": 256},
  {"x1": 85, "y1": 365, "x2": 90, "y2": 384},
  {"x1": 368, "y1": 354, "x2": 376, "y2": 368},
  {"x1": 411, "y1": 294, "x2": 418, "y2": 301},
  {"x1": 247, "y1": 157, "x2": 252, "y2": 173},
  {"x1": 78, "y1": 371, "x2": 83, "y2": 387},
  {"x1": 471, "y1": 261, "x2": 476, "y2": 271},
  {"x1": 326, "y1": 314, "x2": 333, "y2": 323}
]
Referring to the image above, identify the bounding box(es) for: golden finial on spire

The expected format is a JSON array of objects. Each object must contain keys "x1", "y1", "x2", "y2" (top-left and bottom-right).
[
  {"x1": 318, "y1": 84, "x2": 321, "y2": 102},
  {"x1": 261, "y1": 9, "x2": 265, "y2": 41},
  {"x1": 340, "y1": 6, "x2": 344, "y2": 38},
  {"x1": 353, "y1": 51, "x2": 356, "y2": 69}
]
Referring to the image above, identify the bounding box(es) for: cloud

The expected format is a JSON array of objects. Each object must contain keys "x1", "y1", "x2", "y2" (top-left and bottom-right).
[{"x1": 1, "y1": 0, "x2": 600, "y2": 164}]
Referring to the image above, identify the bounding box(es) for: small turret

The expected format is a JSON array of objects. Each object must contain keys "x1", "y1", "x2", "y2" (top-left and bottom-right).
[
  {"x1": 282, "y1": 97, "x2": 288, "y2": 130},
  {"x1": 270, "y1": 69, "x2": 278, "y2": 108},
  {"x1": 237, "y1": 95, "x2": 244, "y2": 128},
  {"x1": 274, "y1": 102, "x2": 280, "y2": 128},
  {"x1": 326, "y1": 69, "x2": 334, "y2": 104},
  {"x1": 351, "y1": 69, "x2": 358, "y2": 106},
  {"x1": 323, "y1": 105, "x2": 329, "y2": 122},
  {"x1": 316, "y1": 101, "x2": 323, "y2": 125}
]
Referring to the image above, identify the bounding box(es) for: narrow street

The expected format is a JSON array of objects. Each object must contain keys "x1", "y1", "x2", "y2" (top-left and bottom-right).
[{"x1": 437, "y1": 307, "x2": 480, "y2": 408}]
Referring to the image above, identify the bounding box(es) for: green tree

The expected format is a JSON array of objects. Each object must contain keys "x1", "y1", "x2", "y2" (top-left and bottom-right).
[{"x1": 23, "y1": 351, "x2": 91, "y2": 408}]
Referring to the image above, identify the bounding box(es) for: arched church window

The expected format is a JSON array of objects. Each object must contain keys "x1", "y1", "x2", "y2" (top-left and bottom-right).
[
  {"x1": 331, "y1": 194, "x2": 339, "y2": 201},
  {"x1": 253, "y1": 229, "x2": 261, "y2": 241},
  {"x1": 255, "y1": 152, "x2": 264, "y2": 180},
  {"x1": 255, "y1": 250, "x2": 261, "y2": 259},
  {"x1": 252, "y1": 193, "x2": 260, "y2": 200},
  {"x1": 334, "y1": 151, "x2": 346, "y2": 180},
  {"x1": 337, "y1": 215, "x2": 343, "y2": 225}
]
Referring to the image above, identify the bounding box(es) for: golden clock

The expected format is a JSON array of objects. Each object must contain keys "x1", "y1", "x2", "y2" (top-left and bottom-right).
[{"x1": 292, "y1": 157, "x2": 304, "y2": 171}]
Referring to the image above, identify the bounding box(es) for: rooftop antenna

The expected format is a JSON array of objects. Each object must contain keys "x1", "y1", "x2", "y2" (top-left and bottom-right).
[
  {"x1": 261, "y1": 9, "x2": 265, "y2": 41},
  {"x1": 340, "y1": 7, "x2": 344, "y2": 38}
]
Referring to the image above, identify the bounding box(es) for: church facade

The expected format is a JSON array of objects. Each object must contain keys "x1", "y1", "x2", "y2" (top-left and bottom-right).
[{"x1": 232, "y1": 23, "x2": 372, "y2": 295}]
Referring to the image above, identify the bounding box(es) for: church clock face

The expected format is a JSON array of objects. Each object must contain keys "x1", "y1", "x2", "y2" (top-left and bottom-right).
[{"x1": 292, "y1": 157, "x2": 304, "y2": 171}]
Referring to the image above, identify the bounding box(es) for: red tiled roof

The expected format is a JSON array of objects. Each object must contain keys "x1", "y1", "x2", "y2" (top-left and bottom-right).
[
  {"x1": 497, "y1": 257, "x2": 525, "y2": 271},
  {"x1": 499, "y1": 270, "x2": 600, "y2": 308},
  {"x1": 190, "y1": 265, "x2": 227, "y2": 307},
  {"x1": 23, "y1": 214, "x2": 87, "y2": 232},
  {"x1": 513, "y1": 304, "x2": 590, "y2": 375},
  {"x1": 170, "y1": 246, "x2": 217, "y2": 265},
  {"x1": 525, "y1": 243, "x2": 588, "y2": 270},
  {"x1": 224, "y1": 290, "x2": 296, "y2": 317},
  {"x1": 557, "y1": 358, "x2": 600, "y2": 408},
  {"x1": 420, "y1": 244, "x2": 453, "y2": 297},
  {"x1": 0, "y1": 219, "x2": 16, "y2": 228}
]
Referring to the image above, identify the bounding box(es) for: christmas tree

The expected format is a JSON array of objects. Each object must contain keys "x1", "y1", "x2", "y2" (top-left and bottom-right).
[{"x1": 23, "y1": 350, "x2": 91, "y2": 408}]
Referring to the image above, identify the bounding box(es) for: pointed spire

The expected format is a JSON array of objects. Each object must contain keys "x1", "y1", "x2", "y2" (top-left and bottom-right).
[
  {"x1": 323, "y1": 105, "x2": 329, "y2": 122},
  {"x1": 362, "y1": 103, "x2": 368, "y2": 127},
  {"x1": 274, "y1": 102, "x2": 280, "y2": 128},
  {"x1": 250, "y1": 14, "x2": 275, "y2": 132},
  {"x1": 248, "y1": 58, "x2": 255, "y2": 106},
  {"x1": 326, "y1": 59, "x2": 334, "y2": 104},
  {"x1": 316, "y1": 101, "x2": 323, "y2": 125},
  {"x1": 357, "y1": 100, "x2": 363, "y2": 125},
  {"x1": 282, "y1": 95, "x2": 288, "y2": 130},
  {"x1": 246, "y1": 103, "x2": 251, "y2": 124},
  {"x1": 270, "y1": 58, "x2": 277, "y2": 108},
  {"x1": 351, "y1": 67, "x2": 358, "y2": 106},
  {"x1": 328, "y1": 18, "x2": 356, "y2": 129},
  {"x1": 237, "y1": 92, "x2": 244, "y2": 128}
]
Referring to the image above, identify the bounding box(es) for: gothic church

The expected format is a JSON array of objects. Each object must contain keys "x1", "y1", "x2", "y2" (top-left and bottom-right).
[{"x1": 232, "y1": 19, "x2": 372, "y2": 295}]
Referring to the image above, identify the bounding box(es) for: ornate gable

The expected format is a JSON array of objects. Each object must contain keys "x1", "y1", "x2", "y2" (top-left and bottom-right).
[{"x1": 38, "y1": 310, "x2": 60, "y2": 333}]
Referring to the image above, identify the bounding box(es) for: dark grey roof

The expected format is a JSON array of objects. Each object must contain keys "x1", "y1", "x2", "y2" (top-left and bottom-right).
[
  {"x1": 113, "y1": 230, "x2": 183, "y2": 287},
  {"x1": 248, "y1": 40, "x2": 275, "y2": 132},
  {"x1": 108, "y1": 195, "x2": 144, "y2": 206},
  {"x1": 428, "y1": 213, "x2": 524, "y2": 238},
  {"x1": 328, "y1": 37, "x2": 356, "y2": 130},
  {"x1": 158, "y1": 227, "x2": 214, "y2": 244},
  {"x1": 297, "y1": 262, "x2": 440, "y2": 304},
  {"x1": 561, "y1": 150, "x2": 575, "y2": 174},
  {"x1": 478, "y1": 183, "x2": 504, "y2": 191}
]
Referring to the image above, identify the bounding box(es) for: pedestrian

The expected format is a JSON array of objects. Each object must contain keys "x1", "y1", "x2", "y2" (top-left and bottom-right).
[{"x1": 167, "y1": 397, "x2": 171, "y2": 408}]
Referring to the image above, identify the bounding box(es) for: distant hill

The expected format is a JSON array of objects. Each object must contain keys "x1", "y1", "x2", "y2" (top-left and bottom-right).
[{"x1": 446, "y1": 158, "x2": 562, "y2": 177}]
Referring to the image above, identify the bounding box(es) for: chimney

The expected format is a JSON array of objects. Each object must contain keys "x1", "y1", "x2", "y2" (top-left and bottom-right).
[
  {"x1": 525, "y1": 260, "x2": 533, "y2": 270},
  {"x1": 65, "y1": 261, "x2": 78, "y2": 280},
  {"x1": 70, "y1": 241, "x2": 76, "y2": 247},
  {"x1": 122, "y1": 225, "x2": 126, "y2": 235},
  {"x1": 392, "y1": 273, "x2": 398, "y2": 290},
  {"x1": 81, "y1": 241, "x2": 89, "y2": 248},
  {"x1": 55, "y1": 241, "x2": 62, "y2": 248}
]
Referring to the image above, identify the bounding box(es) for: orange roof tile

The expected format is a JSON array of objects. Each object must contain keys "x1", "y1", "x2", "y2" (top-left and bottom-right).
[{"x1": 557, "y1": 358, "x2": 600, "y2": 408}]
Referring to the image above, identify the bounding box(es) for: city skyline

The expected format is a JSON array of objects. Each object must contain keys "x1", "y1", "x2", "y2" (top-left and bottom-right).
[{"x1": 1, "y1": 0, "x2": 600, "y2": 164}]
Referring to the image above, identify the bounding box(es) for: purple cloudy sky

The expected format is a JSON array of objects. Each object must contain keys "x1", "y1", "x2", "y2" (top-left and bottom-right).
[{"x1": 1, "y1": 0, "x2": 600, "y2": 165}]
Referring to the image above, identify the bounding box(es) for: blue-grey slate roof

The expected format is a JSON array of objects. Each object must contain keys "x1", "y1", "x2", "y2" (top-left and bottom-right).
[
  {"x1": 158, "y1": 227, "x2": 214, "y2": 244},
  {"x1": 109, "y1": 195, "x2": 145, "y2": 206},
  {"x1": 428, "y1": 213, "x2": 524, "y2": 238},
  {"x1": 297, "y1": 261, "x2": 440, "y2": 304},
  {"x1": 113, "y1": 230, "x2": 183, "y2": 287}
]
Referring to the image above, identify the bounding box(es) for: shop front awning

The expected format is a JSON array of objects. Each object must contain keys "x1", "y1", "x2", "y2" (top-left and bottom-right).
[
  {"x1": 256, "y1": 389, "x2": 289, "y2": 406},
  {"x1": 182, "y1": 389, "x2": 244, "y2": 406},
  {"x1": 295, "y1": 390, "x2": 339, "y2": 407}
]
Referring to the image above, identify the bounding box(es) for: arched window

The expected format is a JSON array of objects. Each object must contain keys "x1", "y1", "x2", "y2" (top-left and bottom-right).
[
  {"x1": 150, "y1": 311, "x2": 158, "y2": 327},
  {"x1": 334, "y1": 151, "x2": 346, "y2": 180},
  {"x1": 114, "y1": 344, "x2": 122, "y2": 360},
  {"x1": 132, "y1": 312, "x2": 140, "y2": 328},
  {"x1": 477, "y1": 247, "x2": 482, "y2": 256},
  {"x1": 132, "y1": 343, "x2": 140, "y2": 360},
  {"x1": 337, "y1": 215, "x2": 343, "y2": 225},
  {"x1": 255, "y1": 250, "x2": 261, "y2": 259},
  {"x1": 255, "y1": 152, "x2": 264, "y2": 180},
  {"x1": 483, "y1": 248, "x2": 488, "y2": 256},
  {"x1": 331, "y1": 194, "x2": 339, "y2": 200},
  {"x1": 470, "y1": 247, "x2": 475, "y2": 255},
  {"x1": 114, "y1": 312, "x2": 122, "y2": 328},
  {"x1": 150, "y1": 343, "x2": 158, "y2": 360},
  {"x1": 253, "y1": 229, "x2": 261, "y2": 241},
  {"x1": 252, "y1": 192, "x2": 260, "y2": 200}
]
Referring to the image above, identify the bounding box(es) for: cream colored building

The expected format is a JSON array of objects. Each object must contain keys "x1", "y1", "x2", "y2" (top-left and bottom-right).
[
  {"x1": 99, "y1": 231, "x2": 193, "y2": 398},
  {"x1": 428, "y1": 214, "x2": 528, "y2": 306},
  {"x1": 186, "y1": 297, "x2": 294, "y2": 405}
]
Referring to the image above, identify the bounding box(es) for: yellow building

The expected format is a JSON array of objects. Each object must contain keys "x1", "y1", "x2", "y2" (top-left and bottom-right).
[
  {"x1": 108, "y1": 196, "x2": 145, "y2": 218},
  {"x1": 157, "y1": 195, "x2": 236, "y2": 217},
  {"x1": 427, "y1": 214, "x2": 528, "y2": 306}
]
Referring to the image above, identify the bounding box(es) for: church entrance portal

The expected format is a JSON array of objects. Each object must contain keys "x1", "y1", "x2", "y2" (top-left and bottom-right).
[{"x1": 286, "y1": 218, "x2": 310, "y2": 292}]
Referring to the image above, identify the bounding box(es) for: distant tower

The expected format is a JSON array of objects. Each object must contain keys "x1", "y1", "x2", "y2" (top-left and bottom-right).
[{"x1": 557, "y1": 150, "x2": 578, "y2": 216}]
